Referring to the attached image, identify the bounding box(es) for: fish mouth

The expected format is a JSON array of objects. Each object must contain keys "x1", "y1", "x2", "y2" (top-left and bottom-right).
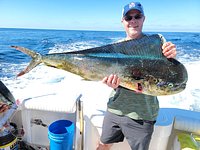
[
  {"x1": 177, "y1": 83, "x2": 187, "y2": 91},
  {"x1": 173, "y1": 83, "x2": 186, "y2": 90},
  {"x1": 167, "y1": 83, "x2": 187, "y2": 95},
  {"x1": 181, "y1": 83, "x2": 186, "y2": 89}
]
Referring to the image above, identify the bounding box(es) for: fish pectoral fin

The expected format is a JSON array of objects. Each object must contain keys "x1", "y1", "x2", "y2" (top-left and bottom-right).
[
  {"x1": 137, "y1": 83, "x2": 143, "y2": 91},
  {"x1": 132, "y1": 82, "x2": 143, "y2": 93}
]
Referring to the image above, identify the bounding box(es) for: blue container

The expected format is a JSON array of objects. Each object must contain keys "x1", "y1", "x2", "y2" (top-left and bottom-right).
[{"x1": 48, "y1": 120, "x2": 75, "y2": 150}]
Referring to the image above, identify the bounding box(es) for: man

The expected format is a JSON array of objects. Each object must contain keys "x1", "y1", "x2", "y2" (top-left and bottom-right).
[{"x1": 97, "y1": 2, "x2": 176, "y2": 150}]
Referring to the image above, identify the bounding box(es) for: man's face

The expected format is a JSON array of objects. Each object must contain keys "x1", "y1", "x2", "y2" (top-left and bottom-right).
[{"x1": 122, "y1": 10, "x2": 145, "y2": 39}]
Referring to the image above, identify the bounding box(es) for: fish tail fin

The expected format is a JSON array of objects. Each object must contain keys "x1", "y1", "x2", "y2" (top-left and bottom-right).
[{"x1": 11, "y1": 46, "x2": 42, "y2": 77}]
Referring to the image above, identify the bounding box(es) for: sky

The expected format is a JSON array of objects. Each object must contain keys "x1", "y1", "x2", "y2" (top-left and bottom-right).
[{"x1": 0, "y1": 0, "x2": 200, "y2": 32}]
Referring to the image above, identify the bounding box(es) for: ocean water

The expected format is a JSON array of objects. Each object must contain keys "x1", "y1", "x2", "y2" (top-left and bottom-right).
[{"x1": 0, "y1": 28, "x2": 200, "y2": 112}]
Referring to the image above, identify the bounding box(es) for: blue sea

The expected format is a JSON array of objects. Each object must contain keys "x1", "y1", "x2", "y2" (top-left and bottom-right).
[{"x1": 0, "y1": 28, "x2": 200, "y2": 112}]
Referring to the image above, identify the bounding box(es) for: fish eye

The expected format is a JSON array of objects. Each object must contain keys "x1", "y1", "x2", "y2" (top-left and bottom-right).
[{"x1": 168, "y1": 83, "x2": 174, "y2": 88}]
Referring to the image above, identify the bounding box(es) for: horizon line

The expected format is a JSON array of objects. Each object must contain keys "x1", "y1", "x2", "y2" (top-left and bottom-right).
[{"x1": 0, "y1": 27, "x2": 200, "y2": 33}]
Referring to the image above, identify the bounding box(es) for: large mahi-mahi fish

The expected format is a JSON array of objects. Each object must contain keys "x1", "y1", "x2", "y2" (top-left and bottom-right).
[{"x1": 11, "y1": 34, "x2": 188, "y2": 96}]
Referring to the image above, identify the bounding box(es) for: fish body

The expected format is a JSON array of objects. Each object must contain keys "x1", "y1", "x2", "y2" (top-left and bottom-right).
[
  {"x1": 11, "y1": 34, "x2": 188, "y2": 96},
  {"x1": 0, "y1": 81, "x2": 15, "y2": 106},
  {"x1": 0, "y1": 81, "x2": 17, "y2": 129}
]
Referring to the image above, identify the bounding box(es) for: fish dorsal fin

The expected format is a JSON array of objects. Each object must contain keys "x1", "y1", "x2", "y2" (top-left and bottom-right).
[
  {"x1": 62, "y1": 34, "x2": 164, "y2": 59},
  {"x1": 117, "y1": 34, "x2": 164, "y2": 59}
]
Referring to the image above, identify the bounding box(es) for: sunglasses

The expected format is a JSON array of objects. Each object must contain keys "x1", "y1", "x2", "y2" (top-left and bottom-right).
[{"x1": 124, "y1": 14, "x2": 143, "y2": 21}]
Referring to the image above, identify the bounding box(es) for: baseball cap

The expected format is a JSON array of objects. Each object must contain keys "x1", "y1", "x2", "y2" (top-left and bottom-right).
[{"x1": 122, "y1": 2, "x2": 144, "y2": 17}]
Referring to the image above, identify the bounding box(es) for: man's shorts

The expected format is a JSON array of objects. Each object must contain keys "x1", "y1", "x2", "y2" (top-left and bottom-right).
[{"x1": 100, "y1": 111, "x2": 156, "y2": 150}]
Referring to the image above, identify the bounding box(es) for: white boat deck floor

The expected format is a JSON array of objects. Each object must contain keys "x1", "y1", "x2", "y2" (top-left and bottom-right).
[{"x1": 14, "y1": 76, "x2": 200, "y2": 150}]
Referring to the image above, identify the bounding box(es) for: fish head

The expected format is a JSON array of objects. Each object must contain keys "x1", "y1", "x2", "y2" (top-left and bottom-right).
[{"x1": 141, "y1": 75, "x2": 187, "y2": 96}]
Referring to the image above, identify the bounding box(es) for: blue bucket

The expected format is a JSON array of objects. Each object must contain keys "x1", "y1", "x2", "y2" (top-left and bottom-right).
[{"x1": 48, "y1": 120, "x2": 75, "y2": 150}]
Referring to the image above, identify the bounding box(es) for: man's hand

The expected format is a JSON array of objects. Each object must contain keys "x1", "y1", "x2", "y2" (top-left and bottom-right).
[
  {"x1": 162, "y1": 42, "x2": 177, "y2": 58},
  {"x1": 102, "y1": 74, "x2": 120, "y2": 89},
  {"x1": 0, "y1": 102, "x2": 9, "y2": 113}
]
